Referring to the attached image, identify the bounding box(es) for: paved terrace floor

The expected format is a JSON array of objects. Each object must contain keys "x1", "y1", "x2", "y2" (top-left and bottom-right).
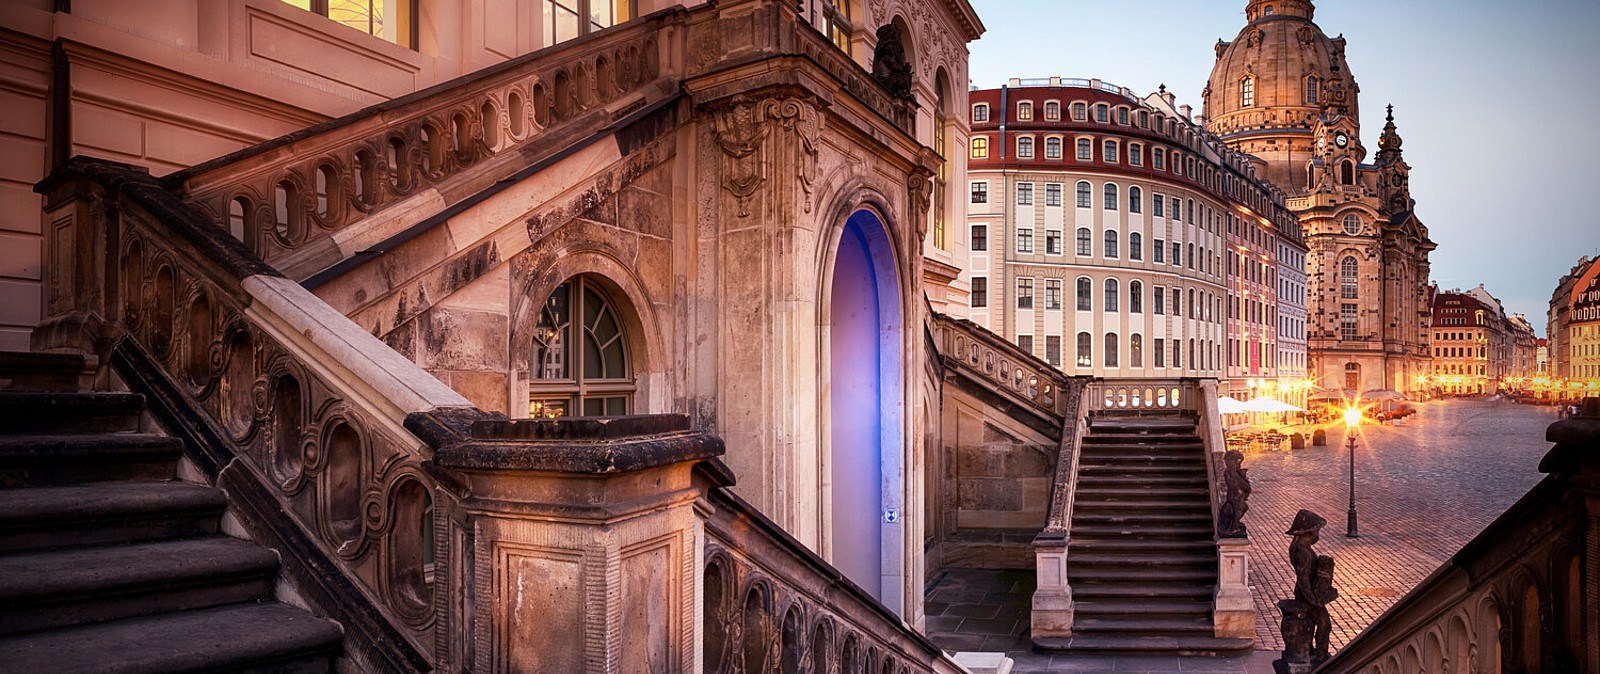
[{"x1": 924, "y1": 398, "x2": 1557, "y2": 672}]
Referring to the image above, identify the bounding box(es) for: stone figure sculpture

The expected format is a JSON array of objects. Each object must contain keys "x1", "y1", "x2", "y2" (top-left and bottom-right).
[
  {"x1": 871, "y1": 24, "x2": 914, "y2": 100},
  {"x1": 1275, "y1": 509, "x2": 1336, "y2": 674},
  {"x1": 1218, "y1": 449, "x2": 1251, "y2": 537}
]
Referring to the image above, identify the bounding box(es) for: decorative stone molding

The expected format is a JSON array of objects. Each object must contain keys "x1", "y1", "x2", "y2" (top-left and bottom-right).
[{"x1": 711, "y1": 96, "x2": 821, "y2": 217}]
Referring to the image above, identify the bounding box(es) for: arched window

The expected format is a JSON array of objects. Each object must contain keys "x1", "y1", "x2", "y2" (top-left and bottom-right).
[
  {"x1": 1045, "y1": 137, "x2": 1062, "y2": 159},
  {"x1": 972, "y1": 103, "x2": 989, "y2": 123},
  {"x1": 530, "y1": 275, "x2": 634, "y2": 417},
  {"x1": 1305, "y1": 75, "x2": 1320, "y2": 105},
  {"x1": 1044, "y1": 101, "x2": 1060, "y2": 120},
  {"x1": 1104, "y1": 278, "x2": 1119, "y2": 312},
  {"x1": 1017, "y1": 136, "x2": 1034, "y2": 158},
  {"x1": 970, "y1": 137, "x2": 988, "y2": 159},
  {"x1": 1103, "y1": 183, "x2": 1118, "y2": 210},
  {"x1": 1129, "y1": 232, "x2": 1142, "y2": 260},
  {"x1": 1340, "y1": 160, "x2": 1354, "y2": 185},
  {"x1": 1072, "y1": 102, "x2": 1087, "y2": 121},
  {"x1": 1075, "y1": 181, "x2": 1092, "y2": 208},
  {"x1": 1103, "y1": 139, "x2": 1118, "y2": 163},
  {"x1": 1130, "y1": 280, "x2": 1143, "y2": 312},
  {"x1": 1340, "y1": 258, "x2": 1359, "y2": 297},
  {"x1": 1129, "y1": 186, "x2": 1142, "y2": 213},
  {"x1": 1240, "y1": 76, "x2": 1255, "y2": 107},
  {"x1": 1104, "y1": 229, "x2": 1119, "y2": 258},
  {"x1": 1017, "y1": 101, "x2": 1033, "y2": 121},
  {"x1": 1076, "y1": 138, "x2": 1092, "y2": 161},
  {"x1": 1131, "y1": 334, "x2": 1143, "y2": 367},
  {"x1": 1075, "y1": 227, "x2": 1091, "y2": 256},
  {"x1": 1076, "y1": 277, "x2": 1092, "y2": 310},
  {"x1": 1104, "y1": 332, "x2": 1119, "y2": 367},
  {"x1": 1076, "y1": 332, "x2": 1092, "y2": 367}
]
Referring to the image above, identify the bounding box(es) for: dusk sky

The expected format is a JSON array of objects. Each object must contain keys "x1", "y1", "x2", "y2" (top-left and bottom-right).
[{"x1": 964, "y1": 0, "x2": 1600, "y2": 333}]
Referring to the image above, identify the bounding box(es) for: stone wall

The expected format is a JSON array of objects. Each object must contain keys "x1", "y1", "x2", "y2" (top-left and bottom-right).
[{"x1": 931, "y1": 385, "x2": 1057, "y2": 570}]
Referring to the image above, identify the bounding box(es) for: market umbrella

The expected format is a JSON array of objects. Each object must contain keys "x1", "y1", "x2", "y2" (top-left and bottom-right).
[
  {"x1": 1307, "y1": 387, "x2": 1359, "y2": 403},
  {"x1": 1217, "y1": 396, "x2": 1249, "y2": 414},
  {"x1": 1240, "y1": 396, "x2": 1307, "y2": 413},
  {"x1": 1360, "y1": 389, "x2": 1406, "y2": 401}
]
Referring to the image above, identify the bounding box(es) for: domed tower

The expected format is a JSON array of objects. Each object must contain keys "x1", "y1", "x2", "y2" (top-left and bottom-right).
[{"x1": 1203, "y1": 0, "x2": 1357, "y2": 191}]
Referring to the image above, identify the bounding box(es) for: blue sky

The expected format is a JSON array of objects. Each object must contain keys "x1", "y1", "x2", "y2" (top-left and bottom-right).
[{"x1": 964, "y1": 0, "x2": 1600, "y2": 332}]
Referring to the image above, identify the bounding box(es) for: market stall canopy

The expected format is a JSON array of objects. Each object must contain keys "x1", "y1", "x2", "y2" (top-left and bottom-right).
[
  {"x1": 1241, "y1": 396, "x2": 1307, "y2": 413},
  {"x1": 1307, "y1": 387, "x2": 1359, "y2": 402},
  {"x1": 1361, "y1": 389, "x2": 1407, "y2": 401},
  {"x1": 1218, "y1": 396, "x2": 1249, "y2": 414}
]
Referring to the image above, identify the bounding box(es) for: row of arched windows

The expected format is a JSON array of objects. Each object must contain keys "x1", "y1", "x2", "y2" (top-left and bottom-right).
[{"x1": 1236, "y1": 74, "x2": 1322, "y2": 107}]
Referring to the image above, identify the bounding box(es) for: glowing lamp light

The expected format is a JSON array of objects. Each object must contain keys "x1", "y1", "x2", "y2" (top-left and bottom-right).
[{"x1": 1343, "y1": 407, "x2": 1362, "y2": 429}]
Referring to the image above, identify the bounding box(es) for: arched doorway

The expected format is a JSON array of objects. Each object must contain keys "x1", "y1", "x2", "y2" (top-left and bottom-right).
[{"x1": 828, "y1": 208, "x2": 903, "y2": 603}]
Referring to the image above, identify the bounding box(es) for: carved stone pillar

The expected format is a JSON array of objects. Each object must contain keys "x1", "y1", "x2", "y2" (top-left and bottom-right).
[
  {"x1": 432, "y1": 415, "x2": 723, "y2": 674},
  {"x1": 1031, "y1": 532, "x2": 1074, "y2": 638},
  {"x1": 1214, "y1": 537, "x2": 1255, "y2": 638}
]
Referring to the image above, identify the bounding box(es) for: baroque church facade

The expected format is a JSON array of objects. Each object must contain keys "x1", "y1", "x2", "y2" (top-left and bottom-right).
[{"x1": 1204, "y1": 0, "x2": 1434, "y2": 395}]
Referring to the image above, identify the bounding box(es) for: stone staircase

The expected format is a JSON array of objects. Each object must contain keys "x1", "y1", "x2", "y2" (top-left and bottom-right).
[
  {"x1": 1037, "y1": 411, "x2": 1252, "y2": 656},
  {"x1": 0, "y1": 352, "x2": 344, "y2": 673}
]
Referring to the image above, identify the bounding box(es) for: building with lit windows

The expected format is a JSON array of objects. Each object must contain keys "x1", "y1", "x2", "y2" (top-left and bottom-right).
[
  {"x1": 1565, "y1": 260, "x2": 1600, "y2": 384},
  {"x1": 1205, "y1": 0, "x2": 1435, "y2": 396},
  {"x1": 963, "y1": 77, "x2": 1301, "y2": 383},
  {"x1": 1275, "y1": 232, "x2": 1310, "y2": 406},
  {"x1": 1429, "y1": 290, "x2": 1494, "y2": 395},
  {"x1": 1549, "y1": 256, "x2": 1594, "y2": 380}
]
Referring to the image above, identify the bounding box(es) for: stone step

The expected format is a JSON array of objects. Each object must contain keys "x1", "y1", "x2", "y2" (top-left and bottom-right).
[
  {"x1": 1066, "y1": 552, "x2": 1214, "y2": 568},
  {"x1": 0, "y1": 536, "x2": 279, "y2": 634},
  {"x1": 1072, "y1": 616, "x2": 1215, "y2": 635},
  {"x1": 1069, "y1": 523, "x2": 1215, "y2": 539},
  {"x1": 1033, "y1": 634, "x2": 1254, "y2": 657},
  {"x1": 1074, "y1": 486, "x2": 1201, "y2": 499},
  {"x1": 1068, "y1": 567, "x2": 1215, "y2": 584},
  {"x1": 0, "y1": 392, "x2": 145, "y2": 435},
  {"x1": 1075, "y1": 474, "x2": 1208, "y2": 487},
  {"x1": 0, "y1": 351, "x2": 94, "y2": 392},
  {"x1": 1079, "y1": 462, "x2": 1206, "y2": 473},
  {"x1": 1073, "y1": 500, "x2": 1210, "y2": 512},
  {"x1": 0, "y1": 601, "x2": 343, "y2": 673},
  {"x1": 1074, "y1": 600, "x2": 1213, "y2": 618},
  {"x1": 1072, "y1": 511, "x2": 1212, "y2": 526},
  {"x1": 1068, "y1": 538, "x2": 1214, "y2": 553},
  {"x1": 1080, "y1": 436, "x2": 1201, "y2": 445},
  {"x1": 1070, "y1": 583, "x2": 1214, "y2": 601},
  {"x1": 0, "y1": 481, "x2": 226, "y2": 552},
  {"x1": 0, "y1": 434, "x2": 182, "y2": 488}
]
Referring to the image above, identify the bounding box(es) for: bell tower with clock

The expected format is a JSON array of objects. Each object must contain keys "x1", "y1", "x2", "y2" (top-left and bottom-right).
[{"x1": 1205, "y1": 0, "x2": 1436, "y2": 398}]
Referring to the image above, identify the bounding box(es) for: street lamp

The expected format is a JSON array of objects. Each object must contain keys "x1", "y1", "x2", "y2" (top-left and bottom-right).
[{"x1": 1343, "y1": 406, "x2": 1361, "y2": 537}]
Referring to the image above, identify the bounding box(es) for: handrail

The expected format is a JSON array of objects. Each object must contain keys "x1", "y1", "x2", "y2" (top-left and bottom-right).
[
  {"x1": 701, "y1": 477, "x2": 966, "y2": 674},
  {"x1": 931, "y1": 313, "x2": 1073, "y2": 428},
  {"x1": 1029, "y1": 380, "x2": 1087, "y2": 639}
]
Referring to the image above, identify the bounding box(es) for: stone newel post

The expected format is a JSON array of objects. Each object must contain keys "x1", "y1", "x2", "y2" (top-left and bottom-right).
[
  {"x1": 1031, "y1": 530, "x2": 1074, "y2": 637},
  {"x1": 1214, "y1": 537, "x2": 1254, "y2": 637},
  {"x1": 431, "y1": 415, "x2": 724, "y2": 674}
]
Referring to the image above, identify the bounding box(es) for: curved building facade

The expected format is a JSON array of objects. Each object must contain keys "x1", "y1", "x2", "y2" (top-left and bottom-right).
[
  {"x1": 1205, "y1": 0, "x2": 1435, "y2": 396},
  {"x1": 963, "y1": 78, "x2": 1300, "y2": 385}
]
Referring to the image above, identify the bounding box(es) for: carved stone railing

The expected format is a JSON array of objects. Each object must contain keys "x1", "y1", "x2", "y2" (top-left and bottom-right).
[
  {"x1": 1085, "y1": 377, "x2": 1198, "y2": 412},
  {"x1": 1030, "y1": 380, "x2": 1089, "y2": 638},
  {"x1": 931, "y1": 314, "x2": 1074, "y2": 432},
  {"x1": 701, "y1": 472, "x2": 965, "y2": 674},
  {"x1": 35, "y1": 157, "x2": 480, "y2": 672},
  {"x1": 163, "y1": 8, "x2": 681, "y2": 280},
  {"x1": 1315, "y1": 398, "x2": 1599, "y2": 673}
]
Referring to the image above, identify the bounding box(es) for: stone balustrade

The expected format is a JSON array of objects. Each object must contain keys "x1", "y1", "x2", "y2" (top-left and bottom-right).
[
  {"x1": 933, "y1": 315, "x2": 1075, "y2": 427},
  {"x1": 1085, "y1": 377, "x2": 1198, "y2": 412}
]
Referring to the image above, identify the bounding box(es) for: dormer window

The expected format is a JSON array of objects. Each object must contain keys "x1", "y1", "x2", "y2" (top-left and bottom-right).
[
  {"x1": 1044, "y1": 101, "x2": 1060, "y2": 121},
  {"x1": 1116, "y1": 107, "x2": 1129, "y2": 125},
  {"x1": 972, "y1": 103, "x2": 989, "y2": 123},
  {"x1": 1240, "y1": 76, "x2": 1255, "y2": 107},
  {"x1": 1017, "y1": 136, "x2": 1034, "y2": 159},
  {"x1": 1072, "y1": 102, "x2": 1087, "y2": 121},
  {"x1": 1017, "y1": 101, "x2": 1033, "y2": 121},
  {"x1": 1095, "y1": 104, "x2": 1109, "y2": 122}
]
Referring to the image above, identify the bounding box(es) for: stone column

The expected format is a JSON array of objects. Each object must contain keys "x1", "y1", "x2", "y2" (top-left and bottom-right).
[
  {"x1": 431, "y1": 415, "x2": 723, "y2": 674},
  {"x1": 1214, "y1": 537, "x2": 1255, "y2": 638},
  {"x1": 1031, "y1": 531, "x2": 1073, "y2": 638}
]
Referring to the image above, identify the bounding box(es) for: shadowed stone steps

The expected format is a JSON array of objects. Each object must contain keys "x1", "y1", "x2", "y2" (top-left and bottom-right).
[
  {"x1": 0, "y1": 351, "x2": 343, "y2": 672},
  {"x1": 1048, "y1": 410, "x2": 1248, "y2": 656}
]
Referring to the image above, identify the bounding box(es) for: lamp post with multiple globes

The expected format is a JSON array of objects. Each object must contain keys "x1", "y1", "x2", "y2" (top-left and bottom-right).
[{"x1": 1343, "y1": 406, "x2": 1361, "y2": 537}]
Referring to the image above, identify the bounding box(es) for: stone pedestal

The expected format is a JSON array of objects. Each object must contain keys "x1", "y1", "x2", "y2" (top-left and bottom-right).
[
  {"x1": 1274, "y1": 599, "x2": 1316, "y2": 674},
  {"x1": 1030, "y1": 533, "x2": 1074, "y2": 638},
  {"x1": 1213, "y1": 536, "x2": 1256, "y2": 639},
  {"x1": 432, "y1": 415, "x2": 723, "y2": 674}
]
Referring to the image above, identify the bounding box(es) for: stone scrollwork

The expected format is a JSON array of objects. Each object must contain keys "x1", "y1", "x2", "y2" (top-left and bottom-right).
[
  {"x1": 906, "y1": 169, "x2": 933, "y2": 240},
  {"x1": 712, "y1": 96, "x2": 822, "y2": 217}
]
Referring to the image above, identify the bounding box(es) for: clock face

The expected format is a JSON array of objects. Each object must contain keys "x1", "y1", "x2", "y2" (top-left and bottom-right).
[{"x1": 1335, "y1": 132, "x2": 1349, "y2": 149}]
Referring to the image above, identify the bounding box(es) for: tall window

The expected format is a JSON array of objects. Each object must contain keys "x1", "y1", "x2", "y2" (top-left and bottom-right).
[
  {"x1": 1103, "y1": 140, "x2": 1118, "y2": 163},
  {"x1": 1076, "y1": 181, "x2": 1092, "y2": 208},
  {"x1": 1046, "y1": 183, "x2": 1062, "y2": 207},
  {"x1": 539, "y1": 0, "x2": 635, "y2": 49},
  {"x1": 1072, "y1": 102, "x2": 1087, "y2": 121},
  {"x1": 1129, "y1": 232, "x2": 1142, "y2": 260},
  {"x1": 972, "y1": 103, "x2": 989, "y2": 123},
  {"x1": 1129, "y1": 186, "x2": 1142, "y2": 213},
  {"x1": 1116, "y1": 107, "x2": 1129, "y2": 125},
  {"x1": 287, "y1": 0, "x2": 418, "y2": 48},
  {"x1": 1017, "y1": 183, "x2": 1034, "y2": 205},
  {"x1": 1017, "y1": 101, "x2": 1033, "y2": 121},
  {"x1": 1017, "y1": 278, "x2": 1034, "y2": 309},
  {"x1": 530, "y1": 276, "x2": 634, "y2": 417},
  {"x1": 1104, "y1": 230, "x2": 1119, "y2": 258},
  {"x1": 1045, "y1": 229, "x2": 1062, "y2": 255},
  {"x1": 970, "y1": 223, "x2": 987, "y2": 251},
  {"x1": 1129, "y1": 143, "x2": 1143, "y2": 166},
  {"x1": 1016, "y1": 228, "x2": 1033, "y2": 253},
  {"x1": 1240, "y1": 76, "x2": 1255, "y2": 107},
  {"x1": 1153, "y1": 238, "x2": 1165, "y2": 262},
  {"x1": 821, "y1": 0, "x2": 852, "y2": 53},
  {"x1": 1017, "y1": 136, "x2": 1034, "y2": 158},
  {"x1": 1095, "y1": 104, "x2": 1109, "y2": 122},
  {"x1": 971, "y1": 137, "x2": 988, "y2": 159},
  {"x1": 1045, "y1": 279, "x2": 1062, "y2": 310},
  {"x1": 1076, "y1": 277, "x2": 1092, "y2": 310},
  {"x1": 1076, "y1": 228, "x2": 1092, "y2": 256},
  {"x1": 1076, "y1": 138, "x2": 1093, "y2": 161},
  {"x1": 1130, "y1": 280, "x2": 1143, "y2": 313},
  {"x1": 1045, "y1": 137, "x2": 1062, "y2": 159},
  {"x1": 1104, "y1": 333, "x2": 1119, "y2": 367},
  {"x1": 1153, "y1": 148, "x2": 1165, "y2": 171},
  {"x1": 1104, "y1": 183, "x2": 1119, "y2": 210},
  {"x1": 1305, "y1": 76, "x2": 1320, "y2": 105},
  {"x1": 971, "y1": 182, "x2": 988, "y2": 203},
  {"x1": 1045, "y1": 101, "x2": 1060, "y2": 120},
  {"x1": 1340, "y1": 257, "x2": 1359, "y2": 298},
  {"x1": 1341, "y1": 303, "x2": 1358, "y2": 341},
  {"x1": 1104, "y1": 278, "x2": 1119, "y2": 312},
  {"x1": 1076, "y1": 332, "x2": 1092, "y2": 367},
  {"x1": 1154, "y1": 286, "x2": 1165, "y2": 314},
  {"x1": 1153, "y1": 194, "x2": 1164, "y2": 217},
  {"x1": 970, "y1": 277, "x2": 987, "y2": 307},
  {"x1": 1046, "y1": 335, "x2": 1061, "y2": 367},
  {"x1": 1131, "y1": 334, "x2": 1143, "y2": 367},
  {"x1": 1155, "y1": 337, "x2": 1165, "y2": 367},
  {"x1": 1017, "y1": 335, "x2": 1033, "y2": 354}
]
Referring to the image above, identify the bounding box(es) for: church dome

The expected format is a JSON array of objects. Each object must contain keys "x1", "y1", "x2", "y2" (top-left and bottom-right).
[{"x1": 1204, "y1": 0, "x2": 1357, "y2": 139}]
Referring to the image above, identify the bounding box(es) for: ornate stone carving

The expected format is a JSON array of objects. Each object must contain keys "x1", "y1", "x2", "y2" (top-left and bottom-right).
[
  {"x1": 907, "y1": 170, "x2": 932, "y2": 239},
  {"x1": 1218, "y1": 449, "x2": 1252, "y2": 537},
  {"x1": 1276, "y1": 509, "x2": 1337, "y2": 672},
  {"x1": 711, "y1": 96, "x2": 821, "y2": 217},
  {"x1": 871, "y1": 23, "x2": 914, "y2": 100}
]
